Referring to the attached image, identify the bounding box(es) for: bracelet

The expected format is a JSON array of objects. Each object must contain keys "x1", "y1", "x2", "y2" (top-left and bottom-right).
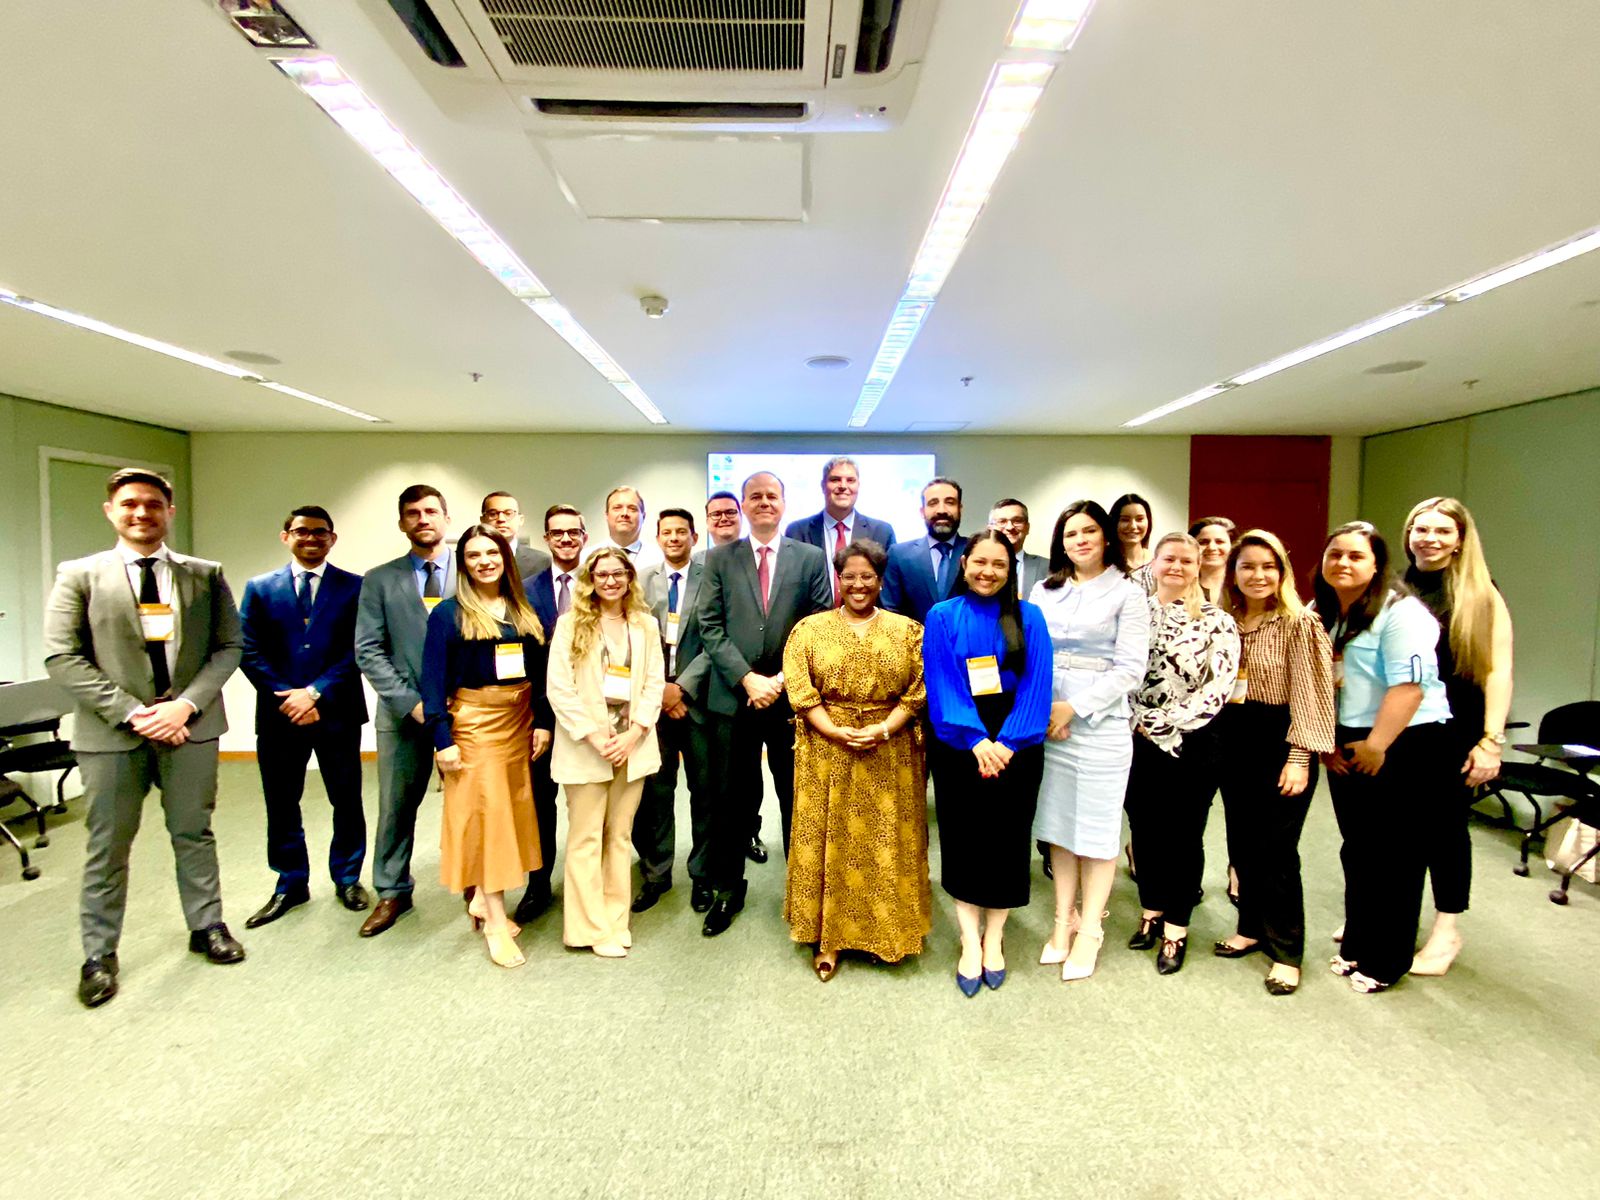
[{"x1": 879, "y1": 724, "x2": 890, "y2": 742}]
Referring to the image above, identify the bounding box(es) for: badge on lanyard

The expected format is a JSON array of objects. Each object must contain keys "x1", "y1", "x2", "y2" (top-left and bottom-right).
[
  {"x1": 423, "y1": 596, "x2": 443, "y2": 612},
  {"x1": 139, "y1": 603, "x2": 175, "y2": 643},
  {"x1": 664, "y1": 612, "x2": 680, "y2": 646},
  {"x1": 494, "y1": 642, "x2": 525, "y2": 680},
  {"x1": 966, "y1": 654, "x2": 1002, "y2": 697},
  {"x1": 1332, "y1": 653, "x2": 1345, "y2": 691},
  {"x1": 603, "y1": 662, "x2": 633, "y2": 703},
  {"x1": 1228, "y1": 667, "x2": 1248, "y2": 704}
]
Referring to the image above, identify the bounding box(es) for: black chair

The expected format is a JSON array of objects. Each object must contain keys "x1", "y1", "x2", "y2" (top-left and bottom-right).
[
  {"x1": 0, "y1": 679, "x2": 78, "y2": 880},
  {"x1": 1479, "y1": 700, "x2": 1600, "y2": 881}
]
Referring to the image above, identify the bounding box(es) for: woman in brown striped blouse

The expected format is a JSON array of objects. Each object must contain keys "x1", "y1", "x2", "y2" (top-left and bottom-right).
[{"x1": 1213, "y1": 530, "x2": 1336, "y2": 996}]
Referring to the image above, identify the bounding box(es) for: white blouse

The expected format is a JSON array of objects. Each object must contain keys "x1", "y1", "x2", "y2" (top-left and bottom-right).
[{"x1": 1028, "y1": 566, "x2": 1150, "y2": 725}]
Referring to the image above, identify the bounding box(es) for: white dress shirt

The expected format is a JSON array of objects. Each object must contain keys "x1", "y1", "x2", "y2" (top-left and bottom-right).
[{"x1": 290, "y1": 560, "x2": 326, "y2": 605}]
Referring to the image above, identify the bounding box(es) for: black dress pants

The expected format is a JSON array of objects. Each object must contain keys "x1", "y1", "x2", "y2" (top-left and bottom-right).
[
  {"x1": 706, "y1": 699, "x2": 796, "y2": 893},
  {"x1": 1328, "y1": 721, "x2": 1452, "y2": 985},
  {"x1": 1123, "y1": 724, "x2": 1219, "y2": 927},
  {"x1": 632, "y1": 710, "x2": 712, "y2": 886},
  {"x1": 522, "y1": 746, "x2": 559, "y2": 902},
  {"x1": 257, "y1": 717, "x2": 366, "y2": 893},
  {"x1": 1216, "y1": 702, "x2": 1316, "y2": 967},
  {"x1": 1422, "y1": 719, "x2": 1477, "y2": 914}
]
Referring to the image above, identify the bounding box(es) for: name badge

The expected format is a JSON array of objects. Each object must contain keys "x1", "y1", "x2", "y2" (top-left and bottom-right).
[
  {"x1": 494, "y1": 642, "x2": 525, "y2": 680},
  {"x1": 664, "y1": 612, "x2": 680, "y2": 646},
  {"x1": 1228, "y1": 667, "x2": 1248, "y2": 704},
  {"x1": 603, "y1": 662, "x2": 633, "y2": 703},
  {"x1": 423, "y1": 596, "x2": 443, "y2": 612},
  {"x1": 966, "y1": 655, "x2": 1001, "y2": 697},
  {"x1": 139, "y1": 603, "x2": 175, "y2": 643}
]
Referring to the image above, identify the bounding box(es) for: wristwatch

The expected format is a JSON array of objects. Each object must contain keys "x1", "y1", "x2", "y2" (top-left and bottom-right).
[
  {"x1": 1481, "y1": 730, "x2": 1506, "y2": 745},
  {"x1": 306, "y1": 685, "x2": 322, "y2": 702}
]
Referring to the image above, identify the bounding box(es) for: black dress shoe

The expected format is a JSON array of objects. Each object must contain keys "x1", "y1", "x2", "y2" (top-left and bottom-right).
[
  {"x1": 513, "y1": 883, "x2": 552, "y2": 925},
  {"x1": 245, "y1": 890, "x2": 310, "y2": 929},
  {"x1": 1213, "y1": 939, "x2": 1263, "y2": 959},
  {"x1": 1127, "y1": 914, "x2": 1162, "y2": 951},
  {"x1": 1156, "y1": 935, "x2": 1188, "y2": 975},
  {"x1": 335, "y1": 882, "x2": 370, "y2": 911},
  {"x1": 631, "y1": 880, "x2": 671, "y2": 913},
  {"x1": 78, "y1": 956, "x2": 119, "y2": 1008},
  {"x1": 188, "y1": 922, "x2": 246, "y2": 964},
  {"x1": 746, "y1": 836, "x2": 768, "y2": 865},
  {"x1": 701, "y1": 885, "x2": 747, "y2": 937},
  {"x1": 690, "y1": 882, "x2": 715, "y2": 913}
]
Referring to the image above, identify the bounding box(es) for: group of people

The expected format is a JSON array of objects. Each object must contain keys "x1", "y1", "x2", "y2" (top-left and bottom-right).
[{"x1": 41, "y1": 459, "x2": 1512, "y2": 1008}]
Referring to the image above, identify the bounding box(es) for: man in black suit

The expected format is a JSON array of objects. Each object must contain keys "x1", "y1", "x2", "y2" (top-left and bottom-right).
[
  {"x1": 238, "y1": 505, "x2": 369, "y2": 928},
  {"x1": 881, "y1": 477, "x2": 968, "y2": 623},
  {"x1": 514, "y1": 502, "x2": 588, "y2": 921},
  {"x1": 784, "y1": 455, "x2": 898, "y2": 603},
  {"x1": 990, "y1": 497, "x2": 1051, "y2": 599},
  {"x1": 696, "y1": 472, "x2": 832, "y2": 936},
  {"x1": 480, "y1": 490, "x2": 552, "y2": 580}
]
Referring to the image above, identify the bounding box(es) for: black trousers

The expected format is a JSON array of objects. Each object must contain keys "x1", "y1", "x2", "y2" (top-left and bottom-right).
[
  {"x1": 256, "y1": 717, "x2": 366, "y2": 892},
  {"x1": 1216, "y1": 703, "x2": 1317, "y2": 967},
  {"x1": 706, "y1": 700, "x2": 796, "y2": 893},
  {"x1": 1423, "y1": 719, "x2": 1476, "y2": 914},
  {"x1": 1123, "y1": 724, "x2": 1219, "y2": 928},
  {"x1": 522, "y1": 745, "x2": 560, "y2": 902},
  {"x1": 632, "y1": 710, "x2": 713, "y2": 886},
  {"x1": 1328, "y1": 721, "x2": 1452, "y2": 985}
]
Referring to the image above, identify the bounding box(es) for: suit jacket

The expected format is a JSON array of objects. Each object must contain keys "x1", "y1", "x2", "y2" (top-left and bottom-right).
[
  {"x1": 1015, "y1": 552, "x2": 1051, "y2": 601},
  {"x1": 881, "y1": 534, "x2": 970, "y2": 624},
  {"x1": 638, "y1": 558, "x2": 710, "y2": 703},
  {"x1": 240, "y1": 563, "x2": 367, "y2": 730},
  {"x1": 43, "y1": 548, "x2": 243, "y2": 752},
  {"x1": 784, "y1": 511, "x2": 899, "y2": 558},
  {"x1": 696, "y1": 537, "x2": 832, "y2": 717},
  {"x1": 545, "y1": 610, "x2": 666, "y2": 785},
  {"x1": 513, "y1": 542, "x2": 552, "y2": 581},
  {"x1": 521, "y1": 566, "x2": 561, "y2": 638},
  {"x1": 354, "y1": 554, "x2": 438, "y2": 733}
]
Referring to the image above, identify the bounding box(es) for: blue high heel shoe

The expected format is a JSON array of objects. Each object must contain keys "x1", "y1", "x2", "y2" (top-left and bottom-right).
[
  {"x1": 956, "y1": 969, "x2": 983, "y2": 998},
  {"x1": 982, "y1": 966, "x2": 1006, "y2": 990}
]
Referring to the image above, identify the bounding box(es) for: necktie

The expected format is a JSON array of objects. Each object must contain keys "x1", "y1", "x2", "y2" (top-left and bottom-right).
[
  {"x1": 423, "y1": 561, "x2": 441, "y2": 598},
  {"x1": 668, "y1": 571, "x2": 681, "y2": 615},
  {"x1": 138, "y1": 557, "x2": 172, "y2": 696},
  {"x1": 934, "y1": 542, "x2": 953, "y2": 597},
  {"x1": 296, "y1": 570, "x2": 314, "y2": 623},
  {"x1": 757, "y1": 546, "x2": 772, "y2": 614},
  {"x1": 556, "y1": 573, "x2": 571, "y2": 616},
  {"x1": 833, "y1": 521, "x2": 848, "y2": 606}
]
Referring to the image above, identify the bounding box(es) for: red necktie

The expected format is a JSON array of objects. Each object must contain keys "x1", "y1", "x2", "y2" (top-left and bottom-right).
[
  {"x1": 757, "y1": 546, "x2": 772, "y2": 614},
  {"x1": 832, "y1": 520, "x2": 847, "y2": 606}
]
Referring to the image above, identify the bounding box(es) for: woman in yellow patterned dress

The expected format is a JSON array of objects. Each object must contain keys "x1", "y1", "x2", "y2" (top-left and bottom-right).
[{"x1": 782, "y1": 539, "x2": 930, "y2": 981}]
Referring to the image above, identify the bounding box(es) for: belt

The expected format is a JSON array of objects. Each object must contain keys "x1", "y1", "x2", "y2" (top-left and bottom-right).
[{"x1": 1054, "y1": 653, "x2": 1111, "y2": 672}]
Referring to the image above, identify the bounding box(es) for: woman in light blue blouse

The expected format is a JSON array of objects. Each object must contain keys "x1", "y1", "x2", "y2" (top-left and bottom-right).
[
  {"x1": 1315, "y1": 522, "x2": 1452, "y2": 994},
  {"x1": 924, "y1": 531, "x2": 1053, "y2": 997},
  {"x1": 1029, "y1": 501, "x2": 1151, "y2": 982}
]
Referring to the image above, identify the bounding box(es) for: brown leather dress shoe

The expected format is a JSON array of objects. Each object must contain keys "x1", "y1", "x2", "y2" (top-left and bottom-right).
[{"x1": 359, "y1": 895, "x2": 414, "y2": 937}]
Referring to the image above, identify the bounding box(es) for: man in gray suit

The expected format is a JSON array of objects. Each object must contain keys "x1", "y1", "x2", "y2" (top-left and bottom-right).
[
  {"x1": 784, "y1": 455, "x2": 899, "y2": 603},
  {"x1": 696, "y1": 472, "x2": 833, "y2": 936},
  {"x1": 629, "y1": 507, "x2": 715, "y2": 915},
  {"x1": 479, "y1": 489, "x2": 552, "y2": 580},
  {"x1": 990, "y1": 498, "x2": 1051, "y2": 599},
  {"x1": 44, "y1": 468, "x2": 245, "y2": 1008},
  {"x1": 354, "y1": 483, "x2": 453, "y2": 936}
]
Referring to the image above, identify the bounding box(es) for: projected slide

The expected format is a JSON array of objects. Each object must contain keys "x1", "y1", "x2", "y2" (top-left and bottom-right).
[{"x1": 707, "y1": 453, "x2": 937, "y2": 545}]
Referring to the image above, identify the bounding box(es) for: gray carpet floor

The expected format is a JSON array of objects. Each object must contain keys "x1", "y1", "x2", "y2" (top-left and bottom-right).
[{"x1": 2, "y1": 763, "x2": 1595, "y2": 1199}]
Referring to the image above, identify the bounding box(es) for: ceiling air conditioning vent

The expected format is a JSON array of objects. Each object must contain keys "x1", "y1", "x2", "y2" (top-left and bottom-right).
[{"x1": 381, "y1": 0, "x2": 937, "y2": 131}]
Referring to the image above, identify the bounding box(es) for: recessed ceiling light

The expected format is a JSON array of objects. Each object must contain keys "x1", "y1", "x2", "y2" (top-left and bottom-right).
[
  {"x1": 1364, "y1": 359, "x2": 1426, "y2": 375},
  {"x1": 225, "y1": 349, "x2": 283, "y2": 365},
  {"x1": 805, "y1": 355, "x2": 852, "y2": 370}
]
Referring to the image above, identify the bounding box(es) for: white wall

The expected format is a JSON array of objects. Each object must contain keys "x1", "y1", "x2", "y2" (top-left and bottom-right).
[{"x1": 191, "y1": 430, "x2": 1191, "y2": 749}]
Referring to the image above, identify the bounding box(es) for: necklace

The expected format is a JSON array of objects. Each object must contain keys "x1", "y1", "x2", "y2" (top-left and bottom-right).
[{"x1": 841, "y1": 607, "x2": 879, "y2": 626}]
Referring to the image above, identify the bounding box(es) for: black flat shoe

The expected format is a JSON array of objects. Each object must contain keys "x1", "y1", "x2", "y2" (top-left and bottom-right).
[
  {"x1": 335, "y1": 882, "x2": 370, "y2": 912},
  {"x1": 1156, "y1": 936, "x2": 1188, "y2": 976},
  {"x1": 1213, "y1": 939, "x2": 1263, "y2": 959},
  {"x1": 78, "y1": 956, "x2": 119, "y2": 1008},
  {"x1": 1128, "y1": 914, "x2": 1161, "y2": 951},
  {"x1": 746, "y1": 836, "x2": 768, "y2": 865},
  {"x1": 690, "y1": 882, "x2": 715, "y2": 913},
  {"x1": 631, "y1": 880, "x2": 671, "y2": 913},
  {"x1": 1264, "y1": 972, "x2": 1300, "y2": 996},
  {"x1": 245, "y1": 890, "x2": 310, "y2": 929},
  {"x1": 188, "y1": 922, "x2": 246, "y2": 964}
]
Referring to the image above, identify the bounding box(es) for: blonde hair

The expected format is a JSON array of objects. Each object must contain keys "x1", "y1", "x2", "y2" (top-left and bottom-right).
[
  {"x1": 568, "y1": 547, "x2": 651, "y2": 662},
  {"x1": 1151, "y1": 532, "x2": 1205, "y2": 619},
  {"x1": 1222, "y1": 529, "x2": 1305, "y2": 621},
  {"x1": 1404, "y1": 497, "x2": 1496, "y2": 681},
  {"x1": 452, "y1": 526, "x2": 544, "y2": 642}
]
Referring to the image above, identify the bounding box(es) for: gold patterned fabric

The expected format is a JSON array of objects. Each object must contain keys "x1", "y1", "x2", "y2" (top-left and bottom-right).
[{"x1": 781, "y1": 609, "x2": 930, "y2": 961}]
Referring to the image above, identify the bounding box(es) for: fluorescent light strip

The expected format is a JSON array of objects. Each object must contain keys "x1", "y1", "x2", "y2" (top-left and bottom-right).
[
  {"x1": 1009, "y1": 0, "x2": 1098, "y2": 53},
  {"x1": 0, "y1": 288, "x2": 385, "y2": 423},
  {"x1": 1124, "y1": 220, "x2": 1600, "y2": 427},
  {"x1": 274, "y1": 55, "x2": 667, "y2": 426}
]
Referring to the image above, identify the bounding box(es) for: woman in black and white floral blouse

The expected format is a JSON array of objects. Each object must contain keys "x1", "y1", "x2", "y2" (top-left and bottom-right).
[{"x1": 1122, "y1": 533, "x2": 1240, "y2": 976}]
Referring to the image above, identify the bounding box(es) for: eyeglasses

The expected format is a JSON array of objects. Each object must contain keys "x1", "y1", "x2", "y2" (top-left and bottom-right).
[
  {"x1": 707, "y1": 509, "x2": 740, "y2": 521},
  {"x1": 546, "y1": 529, "x2": 585, "y2": 542},
  {"x1": 481, "y1": 508, "x2": 519, "y2": 520},
  {"x1": 591, "y1": 570, "x2": 630, "y2": 583},
  {"x1": 288, "y1": 528, "x2": 333, "y2": 539}
]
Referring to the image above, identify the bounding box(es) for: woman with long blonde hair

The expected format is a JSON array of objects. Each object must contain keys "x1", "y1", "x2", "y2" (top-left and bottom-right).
[
  {"x1": 1403, "y1": 497, "x2": 1514, "y2": 976},
  {"x1": 1212, "y1": 530, "x2": 1336, "y2": 996},
  {"x1": 546, "y1": 547, "x2": 665, "y2": 958},
  {"x1": 421, "y1": 525, "x2": 552, "y2": 968}
]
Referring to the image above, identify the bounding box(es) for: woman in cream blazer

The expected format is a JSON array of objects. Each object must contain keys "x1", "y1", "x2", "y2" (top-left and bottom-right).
[{"x1": 546, "y1": 547, "x2": 665, "y2": 957}]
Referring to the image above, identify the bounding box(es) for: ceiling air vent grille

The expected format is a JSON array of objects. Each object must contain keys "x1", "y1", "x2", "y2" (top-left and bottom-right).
[{"x1": 483, "y1": 0, "x2": 807, "y2": 72}]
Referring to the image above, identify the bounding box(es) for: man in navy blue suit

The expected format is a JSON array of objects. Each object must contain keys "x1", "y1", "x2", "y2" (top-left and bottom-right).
[
  {"x1": 881, "y1": 477, "x2": 968, "y2": 623},
  {"x1": 239, "y1": 505, "x2": 369, "y2": 928},
  {"x1": 514, "y1": 502, "x2": 588, "y2": 922},
  {"x1": 784, "y1": 456, "x2": 898, "y2": 603}
]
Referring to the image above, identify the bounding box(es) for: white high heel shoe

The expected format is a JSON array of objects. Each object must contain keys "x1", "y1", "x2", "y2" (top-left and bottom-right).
[
  {"x1": 1061, "y1": 927, "x2": 1105, "y2": 981},
  {"x1": 1039, "y1": 910, "x2": 1080, "y2": 965}
]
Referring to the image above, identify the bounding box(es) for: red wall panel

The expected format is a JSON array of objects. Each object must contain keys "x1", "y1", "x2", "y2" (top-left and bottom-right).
[{"x1": 1189, "y1": 436, "x2": 1331, "y2": 595}]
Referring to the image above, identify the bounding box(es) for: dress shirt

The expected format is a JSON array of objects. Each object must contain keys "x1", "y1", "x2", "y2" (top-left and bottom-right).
[
  {"x1": 1334, "y1": 593, "x2": 1451, "y2": 730},
  {"x1": 749, "y1": 531, "x2": 782, "y2": 571},
  {"x1": 927, "y1": 535, "x2": 958, "y2": 581},
  {"x1": 824, "y1": 513, "x2": 855, "y2": 598},
  {"x1": 596, "y1": 536, "x2": 663, "y2": 571},
  {"x1": 408, "y1": 551, "x2": 454, "y2": 599},
  {"x1": 1027, "y1": 566, "x2": 1150, "y2": 724},
  {"x1": 117, "y1": 542, "x2": 188, "y2": 713},
  {"x1": 549, "y1": 564, "x2": 577, "y2": 614},
  {"x1": 290, "y1": 561, "x2": 326, "y2": 605}
]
